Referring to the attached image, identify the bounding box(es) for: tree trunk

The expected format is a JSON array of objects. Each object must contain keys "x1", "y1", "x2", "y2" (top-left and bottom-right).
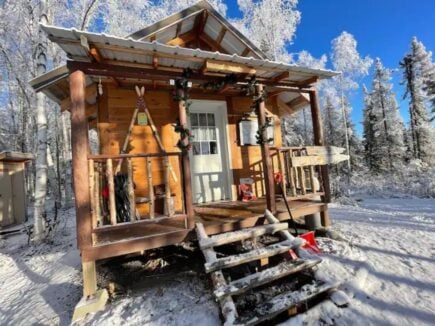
[
  {"x1": 32, "y1": 0, "x2": 48, "y2": 241},
  {"x1": 61, "y1": 112, "x2": 74, "y2": 208}
]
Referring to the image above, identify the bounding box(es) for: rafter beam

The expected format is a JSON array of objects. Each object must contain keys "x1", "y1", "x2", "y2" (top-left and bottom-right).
[
  {"x1": 166, "y1": 30, "x2": 198, "y2": 46},
  {"x1": 66, "y1": 61, "x2": 314, "y2": 92},
  {"x1": 200, "y1": 33, "x2": 227, "y2": 53},
  {"x1": 297, "y1": 76, "x2": 318, "y2": 87},
  {"x1": 204, "y1": 59, "x2": 256, "y2": 75},
  {"x1": 272, "y1": 71, "x2": 290, "y2": 83},
  {"x1": 241, "y1": 47, "x2": 250, "y2": 57},
  {"x1": 215, "y1": 27, "x2": 227, "y2": 45},
  {"x1": 286, "y1": 95, "x2": 308, "y2": 108}
]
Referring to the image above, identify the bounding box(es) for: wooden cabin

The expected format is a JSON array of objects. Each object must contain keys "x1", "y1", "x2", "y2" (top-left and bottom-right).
[{"x1": 30, "y1": 1, "x2": 348, "y2": 317}]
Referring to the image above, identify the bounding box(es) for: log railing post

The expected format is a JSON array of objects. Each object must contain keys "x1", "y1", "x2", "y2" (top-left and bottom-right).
[
  {"x1": 69, "y1": 70, "x2": 93, "y2": 249},
  {"x1": 106, "y1": 158, "x2": 117, "y2": 225},
  {"x1": 309, "y1": 90, "x2": 331, "y2": 226},
  {"x1": 177, "y1": 87, "x2": 194, "y2": 228},
  {"x1": 256, "y1": 84, "x2": 276, "y2": 213}
]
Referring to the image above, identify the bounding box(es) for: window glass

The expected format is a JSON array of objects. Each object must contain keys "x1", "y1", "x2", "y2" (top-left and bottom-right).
[
  {"x1": 207, "y1": 113, "x2": 215, "y2": 126},
  {"x1": 201, "y1": 141, "x2": 210, "y2": 154},
  {"x1": 199, "y1": 113, "x2": 207, "y2": 126},
  {"x1": 192, "y1": 142, "x2": 201, "y2": 155},
  {"x1": 191, "y1": 113, "x2": 198, "y2": 127},
  {"x1": 210, "y1": 141, "x2": 218, "y2": 154}
]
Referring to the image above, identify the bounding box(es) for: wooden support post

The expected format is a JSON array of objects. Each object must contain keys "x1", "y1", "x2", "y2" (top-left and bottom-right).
[
  {"x1": 309, "y1": 90, "x2": 331, "y2": 226},
  {"x1": 127, "y1": 158, "x2": 137, "y2": 221},
  {"x1": 177, "y1": 88, "x2": 194, "y2": 228},
  {"x1": 69, "y1": 70, "x2": 93, "y2": 249},
  {"x1": 146, "y1": 158, "x2": 155, "y2": 219},
  {"x1": 256, "y1": 84, "x2": 276, "y2": 213},
  {"x1": 106, "y1": 159, "x2": 117, "y2": 225},
  {"x1": 82, "y1": 261, "x2": 97, "y2": 298}
]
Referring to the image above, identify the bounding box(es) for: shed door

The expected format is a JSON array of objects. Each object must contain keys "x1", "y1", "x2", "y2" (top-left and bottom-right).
[
  {"x1": 0, "y1": 170, "x2": 14, "y2": 227},
  {"x1": 188, "y1": 101, "x2": 231, "y2": 204}
]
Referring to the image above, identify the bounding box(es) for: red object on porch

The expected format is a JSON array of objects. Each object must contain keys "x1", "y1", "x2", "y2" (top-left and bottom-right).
[
  {"x1": 239, "y1": 183, "x2": 257, "y2": 202},
  {"x1": 274, "y1": 172, "x2": 283, "y2": 184},
  {"x1": 299, "y1": 231, "x2": 321, "y2": 254},
  {"x1": 102, "y1": 186, "x2": 109, "y2": 198}
]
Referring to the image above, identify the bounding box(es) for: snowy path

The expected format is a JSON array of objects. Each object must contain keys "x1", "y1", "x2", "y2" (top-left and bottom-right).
[
  {"x1": 0, "y1": 215, "x2": 82, "y2": 325},
  {"x1": 0, "y1": 198, "x2": 434, "y2": 325},
  {"x1": 286, "y1": 198, "x2": 435, "y2": 325}
]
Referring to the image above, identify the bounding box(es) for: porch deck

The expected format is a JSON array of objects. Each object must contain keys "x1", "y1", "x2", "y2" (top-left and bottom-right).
[
  {"x1": 195, "y1": 197, "x2": 327, "y2": 235},
  {"x1": 83, "y1": 197, "x2": 326, "y2": 262}
]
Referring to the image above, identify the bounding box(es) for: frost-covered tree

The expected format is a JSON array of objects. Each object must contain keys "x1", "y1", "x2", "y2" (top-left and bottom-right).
[
  {"x1": 326, "y1": 31, "x2": 372, "y2": 172},
  {"x1": 364, "y1": 59, "x2": 405, "y2": 172},
  {"x1": 400, "y1": 37, "x2": 435, "y2": 164},
  {"x1": 234, "y1": 0, "x2": 301, "y2": 61}
]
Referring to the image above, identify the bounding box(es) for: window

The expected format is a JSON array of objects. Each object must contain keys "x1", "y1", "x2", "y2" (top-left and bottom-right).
[{"x1": 190, "y1": 113, "x2": 219, "y2": 155}]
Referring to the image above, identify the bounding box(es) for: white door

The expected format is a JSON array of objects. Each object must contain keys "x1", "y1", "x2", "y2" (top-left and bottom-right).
[{"x1": 188, "y1": 100, "x2": 231, "y2": 204}]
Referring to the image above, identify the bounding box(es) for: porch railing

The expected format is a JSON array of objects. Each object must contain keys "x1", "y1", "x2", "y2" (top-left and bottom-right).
[
  {"x1": 270, "y1": 147, "x2": 326, "y2": 200},
  {"x1": 87, "y1": 152, "x2": 186, "y2": 231}
]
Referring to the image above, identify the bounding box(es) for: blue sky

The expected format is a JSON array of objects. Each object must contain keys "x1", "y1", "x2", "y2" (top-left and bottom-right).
[{"x1": 225, "y1": 0, "x2": 435, "y2": 135}]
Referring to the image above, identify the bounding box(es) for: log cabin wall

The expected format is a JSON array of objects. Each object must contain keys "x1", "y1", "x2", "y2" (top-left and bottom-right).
[
  {"x1": 94, "y1": 84, "x2": 282, "y2": 213},
  {"x1": 226, "y1": 96, "x2": 282, "y2": 199},
  {"x1": 96, "y1": 84, "x2": 183, "y2": 216}
]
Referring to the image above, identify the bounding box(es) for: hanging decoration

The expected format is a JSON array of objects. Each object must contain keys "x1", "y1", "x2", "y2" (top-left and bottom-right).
[
  {"x1": 255, "y1": 116, "x2": 274, "y2": 145},
  {"x1": 172, "y1": 68, "x2": 194, "y2": 152},
  {"x1": 172, "y1": 68, "x2": 193, "y2": 112},
  {"x1": 243, "y1": 75, "x2": 272, "y2": 145},
  {"x1": 202, "y1": 73, "x2": 238, "y2": 91}
]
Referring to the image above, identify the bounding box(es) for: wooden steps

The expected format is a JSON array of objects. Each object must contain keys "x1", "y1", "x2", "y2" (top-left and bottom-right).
[
  {"x1": 199, "y1": 223, "x2": 289, "y2": 250},
  {"x1": 205, "y1": 239, "x2": 304, "y2": 273},
  {"x1": 214, "y1": 258, "x2": 321, "y2": 299},
  {"x1": 239, "y1": 280, "x2": 338, "y2": 325},
  {"x1": 196, "y1": 213, "x2": 338, "y2": 325}
]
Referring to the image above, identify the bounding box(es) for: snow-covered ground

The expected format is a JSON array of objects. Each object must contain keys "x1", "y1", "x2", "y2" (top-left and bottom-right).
[{"x1": 0, "y1": 197, "x2": 434, "y2": 325}]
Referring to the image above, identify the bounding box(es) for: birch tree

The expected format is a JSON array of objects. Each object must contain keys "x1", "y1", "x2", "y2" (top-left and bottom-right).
[
  {"x1": 32, "y1": 0, "x2": 49, "y2": 241},
  {"x1": 234, "y1": 0, "x2": 300, "y2": 61}
]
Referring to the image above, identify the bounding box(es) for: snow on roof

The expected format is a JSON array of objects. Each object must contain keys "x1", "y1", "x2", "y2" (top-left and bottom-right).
[{"x1": 38, "y1": 24, "x2": 338, "y2": 83}]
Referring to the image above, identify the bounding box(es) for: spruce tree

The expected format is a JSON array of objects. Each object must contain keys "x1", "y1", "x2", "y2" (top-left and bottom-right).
[
  {"x1": 400, "y1": 37, "x2": 435, "y2": 164},
  {"x1": 363, "y1": 60, "x2": 405, "y2": 172}
]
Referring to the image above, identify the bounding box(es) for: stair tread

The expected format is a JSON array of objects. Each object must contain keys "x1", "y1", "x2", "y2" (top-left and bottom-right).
[
  {"x1": 199, "y1": 223, "x2": 289, "y2": 249},
  {"x1": 238, "y1": 280, "x2": 338, "y2": 325},
  {"x1": 214, "y1": 258, "x2": 321, "y2": 299},
  {"x1": 205, "y1": 238, "x2": 304, "y2": 273}
]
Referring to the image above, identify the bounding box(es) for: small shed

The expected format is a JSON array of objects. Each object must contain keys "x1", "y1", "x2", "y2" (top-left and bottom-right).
[{"x1": 0, "y1": 151, "x2": 33, "y2": 227}]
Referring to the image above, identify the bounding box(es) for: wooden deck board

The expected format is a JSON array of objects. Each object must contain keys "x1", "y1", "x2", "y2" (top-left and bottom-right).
[{"x1": 195, "y1": 197, "x2": 326, "y2": 235}]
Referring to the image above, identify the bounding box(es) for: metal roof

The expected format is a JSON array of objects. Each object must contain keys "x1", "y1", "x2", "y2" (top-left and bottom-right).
[
  {"x1": 30, "y1": 2, "x2": 338, "y2": 116},
  {"x1": 38, "y1": 24, "x2": 338, "y2": 83}
]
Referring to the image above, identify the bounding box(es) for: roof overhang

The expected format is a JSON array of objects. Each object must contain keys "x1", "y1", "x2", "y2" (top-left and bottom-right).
[{"x1": 30, "y1": 24, "x2": 338, "y2": 116}]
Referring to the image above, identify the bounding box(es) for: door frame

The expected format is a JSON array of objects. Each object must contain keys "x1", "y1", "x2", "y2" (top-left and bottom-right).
[{"x1": 188, "y1": 99, "x2": 234, "y2": 203}]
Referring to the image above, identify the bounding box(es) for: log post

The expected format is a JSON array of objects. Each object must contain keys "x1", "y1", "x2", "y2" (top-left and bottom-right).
[
  {"x1": 177, "y1": 87, "x2": 194, "y2": 228},
  {"x1": 256, "y1": 84, "x2": 276, "y2": 213},
  {"x1": 146, "y1": 158, "x2": 155, "y2": 219},
  {"x1": 106, "y1": 158, "x2": 117, "y2": 225},
  {"x1": 69, "y1": 70, "x2": 93, "y2": 249},
  {"x1": 309, "y1": 90, "x2": 331, "y2": 226},
  {"x1": 127, "y1": 158, "x2": 137, "y2": 221}
]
